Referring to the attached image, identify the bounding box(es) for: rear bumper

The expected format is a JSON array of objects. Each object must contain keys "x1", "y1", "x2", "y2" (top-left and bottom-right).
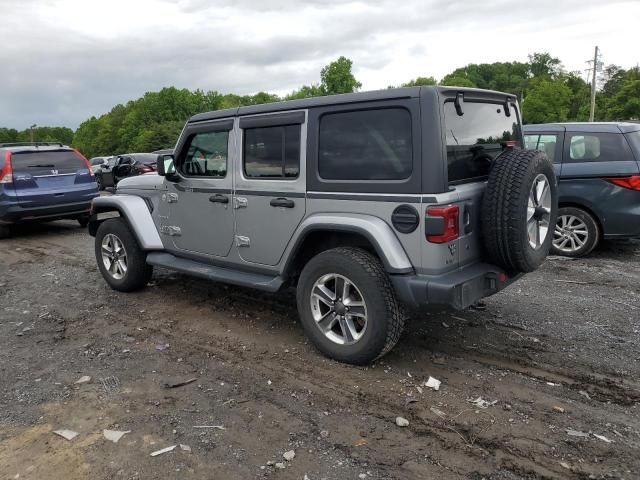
[
  {"x1": 390, "y1": 263, "x2": 522, "y2": 310},
  {"x1": 0, "y1": 201, "x2": 93, "y2": 224}
]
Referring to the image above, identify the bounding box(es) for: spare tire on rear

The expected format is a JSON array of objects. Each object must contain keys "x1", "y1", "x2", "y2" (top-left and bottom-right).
[{"x1": 481, "y1": 149, "x2": 557, "y2": 273}]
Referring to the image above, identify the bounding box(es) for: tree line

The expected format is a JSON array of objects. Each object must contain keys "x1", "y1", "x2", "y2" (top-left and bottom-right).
[{"x1": 2, "y1": 53, "x2": 638, "y2": 158}]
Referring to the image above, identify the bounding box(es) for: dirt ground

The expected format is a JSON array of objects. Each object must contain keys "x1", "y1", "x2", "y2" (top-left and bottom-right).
[{"x1": 0, "y1": 221, "x2": 638, "y2": 480}]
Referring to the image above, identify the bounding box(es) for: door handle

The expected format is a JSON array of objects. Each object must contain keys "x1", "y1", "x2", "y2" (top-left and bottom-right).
[
  {"x1": 270, "y1": 197, "x2": 295, "y2": 208},
  {"x1": 209, "y1": 194, "x2": 229, "y2": 204}
]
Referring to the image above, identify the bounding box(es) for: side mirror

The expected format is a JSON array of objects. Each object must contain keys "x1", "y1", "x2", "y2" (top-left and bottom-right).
[{"x1": 157, "y1": 154, "x2": 178, "y2": 180}]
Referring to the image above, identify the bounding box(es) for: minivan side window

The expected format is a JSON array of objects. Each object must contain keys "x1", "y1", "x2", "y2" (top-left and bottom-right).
[
  {"x1": 180, "y1": 130, "x2": 228, "y2": 177},
  {"x1": 566, "y1": 133, "x2": 633, "y2": 163},
  {"x1": 243, "y1": 125, "x2": 300, "y2": 179},
  {"x1": 524, "y1": 134, "x2": 559, "y2": 162},
  {"x1": 318, "y1": 108, "x2": 412, "y2": 180}
]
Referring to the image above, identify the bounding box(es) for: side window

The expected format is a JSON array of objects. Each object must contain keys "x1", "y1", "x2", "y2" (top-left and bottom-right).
[
  {"x1": 318, "y1": 108, "x2": 412, "y2": 180},
  {"x1": 243, "y1": 125, "x2": 300, "y2": 179},
  {"x1": 566, "y1": 133, "x2": 632, "y2": 163},
  {"x1": 524, "y1": 134, "x2": 558, "y2": 162},
  {"x1": 180, "y1": 130, "x2": 228, "y2": 177}
]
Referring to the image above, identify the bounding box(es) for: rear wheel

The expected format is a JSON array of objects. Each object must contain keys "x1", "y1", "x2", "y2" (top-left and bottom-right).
[
  {"x1": 551, "y1": 207, "x2": 599, "y2": 257},
  {"x1": 96, "y1": 175, "x2": 104, "y2": 191},
  {"x1": 296, "y1": 247, "x2": 405, "y2": 365},
  {"x1": 95, "y1": 218, "x2": 152, "y2": 291}
]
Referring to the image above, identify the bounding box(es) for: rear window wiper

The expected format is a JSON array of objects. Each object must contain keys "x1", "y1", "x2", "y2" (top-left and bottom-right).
[{"x1": 28, "y1": 164, "x2": 56, "y2": 168}]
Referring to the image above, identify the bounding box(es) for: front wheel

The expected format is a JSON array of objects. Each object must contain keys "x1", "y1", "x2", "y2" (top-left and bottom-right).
[
  {"x1": 296, "y1": 247, "x2": 406, "y2": 365},
  {"x1": 95, "y1": 218, "x2": 153, "y2": 291},
  {"x1": 551, "y1": 207, "x2": 599, "y2": 257}
]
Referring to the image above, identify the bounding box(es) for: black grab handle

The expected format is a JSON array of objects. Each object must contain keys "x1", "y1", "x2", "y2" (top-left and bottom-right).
[
  {"x1": 270, "y1": 197, "x2": 295, "y2": 208},
  {"x1": 209, "y1": 194, "x2": 229, "y2": 204}
]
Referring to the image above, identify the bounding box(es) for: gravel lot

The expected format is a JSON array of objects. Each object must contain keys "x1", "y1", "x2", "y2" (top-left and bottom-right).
[{"x1": 0, "y1": 221, "x2": 638, "y2": 480}]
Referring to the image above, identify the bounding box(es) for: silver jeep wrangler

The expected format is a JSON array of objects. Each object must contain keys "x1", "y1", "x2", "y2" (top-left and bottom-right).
[{"x1": 89, "y1": 86, "x2": 557, "y2": 364}]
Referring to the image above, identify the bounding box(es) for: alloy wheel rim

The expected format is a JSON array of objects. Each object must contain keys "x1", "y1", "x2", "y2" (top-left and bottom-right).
[
  {"x1": 527, "y1": 174, "x2": 552, "y2": 249},
  {"x1": 101, "y1": 233, "x2": 128, "y2": 280},
  {"x1": 553, "y1": 215, "x2": 589, "y2": 253},
  {"x1": 310, "y1": 273, "x2": 368, "y2": 345}
]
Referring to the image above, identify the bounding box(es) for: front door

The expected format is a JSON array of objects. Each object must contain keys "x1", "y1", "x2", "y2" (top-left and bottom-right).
[
  {"x1": 165, "y1": 120, "x2": 235, "y2": 258},
  {"x1": 234, "y1": 113, "x2": 307, "y2": 266}
]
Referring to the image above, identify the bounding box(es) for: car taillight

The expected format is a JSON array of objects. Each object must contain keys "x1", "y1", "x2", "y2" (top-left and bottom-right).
[
  {"x1": 426, "y1": 205, "x2": 460, "y2": 243},
  {"x1": 73, "y1": 149, "x2": 95, "y2": 176},
  {"x1": 606, "y1": 176, "x2": 640, "y2": 191},
  {"x1": 0, "y1": 151, "x2": 13, "y2": 184}
]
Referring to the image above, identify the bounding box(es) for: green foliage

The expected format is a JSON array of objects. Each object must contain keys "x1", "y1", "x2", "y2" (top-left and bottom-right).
[
  {"x1": 320, "y1": 56, "x2": 362, "y2": 95},
  {"x1": 4, "y1": 53, "x2": 639, "y2": 158},
  {"x1": 0, "y1": 126, "x2": 74, "y2": 145},
  {"x1": 522, "y1": 78, "x2": 572, "y2": 124},
  {"x1": 402, "y1": 76, "x2": 438, "y2": 87}
]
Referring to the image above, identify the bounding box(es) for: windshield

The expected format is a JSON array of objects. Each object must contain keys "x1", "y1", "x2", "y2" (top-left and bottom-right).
[{"x1": 444, "y1": 101, "x2": 522, "y2": 183}]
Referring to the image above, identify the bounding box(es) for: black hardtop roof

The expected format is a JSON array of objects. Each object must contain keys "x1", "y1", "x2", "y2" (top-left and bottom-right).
[
  {"x1": 524, "y1": 122, "x2": 640, "y2": 134},
  {"x1": 188, "y1": 86, "x2": 518, "y2": 124}
]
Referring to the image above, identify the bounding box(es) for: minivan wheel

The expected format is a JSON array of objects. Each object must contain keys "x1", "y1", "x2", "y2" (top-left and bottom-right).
[
  {"x1": 95, "y1": 218, "x2": 152, "y2": 291},
  {"x1": 550, "y1": 207, "x2": 599, "y2": 257},
  {"x1": 297, "y1": 247, "x2": 406, "y2": 365},
  {"x1": 482, "y1": 149, "x2": 558, "y2": 273}
]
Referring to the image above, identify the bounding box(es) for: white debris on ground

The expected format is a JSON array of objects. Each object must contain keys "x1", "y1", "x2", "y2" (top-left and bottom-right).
[
  {"x1": 395, "y1": 416, "x2": 409, "y2": 427},
  {"x1": 468, "y1": 397, "x2": 498, "y2": 408},
  {"x1": 53, "y1": 429, "x2": 78, "y2": 441},
  {"x1": 150, "y1": 445, "x2": 177, "y2": 457},
  {"x1": 103, "y1": 429, "x2": 131, "y2": 443},
  {"x1": 424, "y1": 376, "x2": 441, "y2": 391},
  {"x1": 283, "y1": 450, "x2": 295, "y2": 461},
  {"x1": 74, "y1": 375, "x2": 91, "y2": 384}
]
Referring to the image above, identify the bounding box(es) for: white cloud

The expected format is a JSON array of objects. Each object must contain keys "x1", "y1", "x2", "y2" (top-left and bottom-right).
[{"x1": 1, "y1": 0, "x2": 638, "y2": 129}]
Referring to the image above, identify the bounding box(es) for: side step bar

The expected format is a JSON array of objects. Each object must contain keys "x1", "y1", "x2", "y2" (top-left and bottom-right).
[{"x1": 146, "y1": 252, "x2": 284, "y2": 293}]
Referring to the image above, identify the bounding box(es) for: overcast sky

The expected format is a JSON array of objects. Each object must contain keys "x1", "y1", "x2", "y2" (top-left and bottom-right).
[{"x1": 1, "y1": 0, "x2": 638, "y2": 130}]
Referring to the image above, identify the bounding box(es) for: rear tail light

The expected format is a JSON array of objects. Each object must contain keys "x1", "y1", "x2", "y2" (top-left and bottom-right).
[
  {"x1": 0, "y1": 151, "x2": 13, "y2": 184},
  {"x1": 606, "y1": 176, "x2": 640, "y2": 191},
  {"x1": 73, "y1": 149, "x2": 95, "y2": 176},
  {"x1": 426, "y1": 205, "x2": 460, "y2": 243}
]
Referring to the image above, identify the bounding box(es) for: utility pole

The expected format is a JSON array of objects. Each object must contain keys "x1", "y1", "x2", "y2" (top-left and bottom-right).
[{"x1": 589, "y1": 46, "x2": 599, "y2": 122}]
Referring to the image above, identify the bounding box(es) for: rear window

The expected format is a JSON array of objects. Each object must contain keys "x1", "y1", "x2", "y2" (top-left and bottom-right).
[
  {"x1": 318, "y1": 108, "x2": 412, "y2": 180},
  {"x1": 624, "y1": 131, "x2": 640, "y2": 160},
  {"x1": 566, "y1": 133, "x2": 634, "y2": 163},
  {"x1": 11, "y1": 150, "x2": 86, "y2": 176},
  {"x1": 444, "y1": 101, "x2": 521, "y2": 183}
]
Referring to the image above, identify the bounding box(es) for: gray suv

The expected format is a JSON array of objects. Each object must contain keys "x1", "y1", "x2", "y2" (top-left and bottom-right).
[{"x1": 89, "y1": 87, "x2": 557, "y2": 364}]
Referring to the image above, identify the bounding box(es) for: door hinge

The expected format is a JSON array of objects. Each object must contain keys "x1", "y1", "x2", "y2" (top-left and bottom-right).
[
  {"x1": 163, "y1": 193, "x2": 179, "y2": 203},
  {"x1": 160, "y1": 225, "x2": 182, "y2": 236},
  {"x1": 235, "y1": 235, "x2": 250, "y2": 247},
  {"x1": 234, "y1": 197, "x2": 248, "y2": 209}
]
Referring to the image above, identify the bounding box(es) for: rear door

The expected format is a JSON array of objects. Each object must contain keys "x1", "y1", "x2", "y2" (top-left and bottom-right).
[
  {"x1": 10, "y1": 149, "x2": 95, "y2": 207},
  {"x1": 440, "y1": 95, "x2": 523, "y2": 269},
  {"x1": 234, "y1": 112, "x2": 306, "y2": 266}
]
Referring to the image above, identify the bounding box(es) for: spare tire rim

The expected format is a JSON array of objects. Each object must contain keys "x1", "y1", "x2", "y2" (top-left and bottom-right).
[
  {"x1": 552, "y1": 215, "x2": 589, "y2": 253},
  {"x1": 310, "y1": 273, "x2": 368, "y2": 345},
  {"x1": 527, "y1": 174, "x2": 552, "y2": 250},
  {"x1": 101, "y1": 233, "x2": 128, "y2": 280}
]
